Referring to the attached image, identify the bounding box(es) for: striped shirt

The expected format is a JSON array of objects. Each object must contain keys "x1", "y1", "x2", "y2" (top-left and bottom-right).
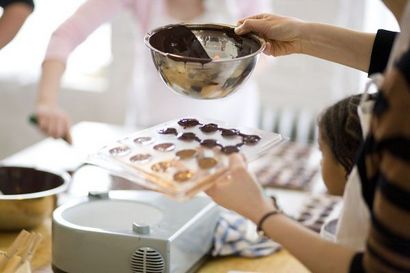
[{"x1": 349, "y1": 30, "x2": 410, "y2": 273}]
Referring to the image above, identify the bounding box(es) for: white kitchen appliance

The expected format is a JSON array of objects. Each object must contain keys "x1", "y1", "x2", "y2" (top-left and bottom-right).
[{"x1": 52, "y1": 190, "x2": 219, "y2": 273}]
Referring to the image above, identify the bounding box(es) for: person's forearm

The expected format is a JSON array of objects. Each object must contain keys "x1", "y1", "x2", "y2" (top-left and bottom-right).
[
  {"x1": 0, "y1": 3, "x2": 33, "y2": 49},
  {"x1": 300, "y1": 23, "x2": 376, "y2": 72},
  {"x1": 36, "y1": 60, "x2": 66, "y2": 105},
  {"x1": 258, "y1": 214, "x2": 356, "y2": 273}
]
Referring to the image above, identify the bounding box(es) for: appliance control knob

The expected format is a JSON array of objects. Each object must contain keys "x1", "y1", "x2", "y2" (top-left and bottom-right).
[{"x1": 133, "y1": 223, "x2": 150, "y2": 235}]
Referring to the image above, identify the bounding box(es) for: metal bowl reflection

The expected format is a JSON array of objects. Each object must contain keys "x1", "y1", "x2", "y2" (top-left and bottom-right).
[
  {"x1": 145, "y1": 24, "x2": 265, "y2": 99},
  {"x1": 0, "y1": 166, "x2": 70, "y2": 230}
]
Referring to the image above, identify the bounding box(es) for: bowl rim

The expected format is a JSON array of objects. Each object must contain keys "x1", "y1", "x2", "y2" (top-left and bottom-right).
[
  {"x1": 144, "y1": 23, "x2": 266, "y2": 63},
  {"x1": 0, "y1": 165, "x2": 70, "y2": 200}
]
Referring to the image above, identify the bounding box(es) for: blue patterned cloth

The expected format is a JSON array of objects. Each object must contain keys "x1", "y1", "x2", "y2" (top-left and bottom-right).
[{"x1": 211, "y1": 210, "x2": 281, "y2": 257}]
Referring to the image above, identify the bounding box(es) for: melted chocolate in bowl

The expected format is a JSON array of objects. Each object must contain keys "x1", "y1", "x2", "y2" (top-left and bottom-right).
[
  {"x1": 149, "y1": 25, "x2": 211, "y2": 62},
  {"x1": 0, "y1": 167, "x2": 66, "y2": 195},
  {"x1": 145, "y1": 24, "x2": 265, "y2": 99}
]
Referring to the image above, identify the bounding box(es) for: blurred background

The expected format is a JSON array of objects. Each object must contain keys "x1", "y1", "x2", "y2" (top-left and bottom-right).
[{"x1": 0, "y1": 0, "x2": 400, "y2": 159}]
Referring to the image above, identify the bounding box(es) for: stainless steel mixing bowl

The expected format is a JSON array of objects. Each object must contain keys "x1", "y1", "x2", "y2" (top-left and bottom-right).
[
  {"x1": 0, "y1": 166, "x2": 70, "y2": 230},
  {"x1": 145, "y1": 24, "x2": 265, "y2": 99}
]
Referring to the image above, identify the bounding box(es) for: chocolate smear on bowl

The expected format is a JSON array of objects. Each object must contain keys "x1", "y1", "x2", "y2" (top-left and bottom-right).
[
  {"x1": 130, "y1": 153, "x2": 152, "y2": 164},
  {"x1": 149, "y1": 25, "x2": 212, "y2": 63},
  {"x1": 199, "y1": 123, "x2": 219, "y2": 133},
  {"x1": 109, "y1": 145, "x2": 131, "y2": 157},
  {"x1": 178, "y1": 118, "x2": 201, "y2": 128},
  {"x1": 173, "y1": 170, "x2": 194, "y2": 182},
  {"x1": 221, "y1": 145, "x2": 240, "y2": 154},
  {"x1": 200, "y1": 139, "x2": 220, "y2": 148},
  {"x1": 153, "y1": 143, "x2": 176, "y2": 152},
  {"x1": 177, "y1": 132, "x2": 198, "y2": 141},
  {"x1": 242, "y1": 134, "x2": 261, "y2": 145},
  {"x1": 198, "y1": 157, "x2": 218, "y2": 169},
  {"x1": 158, "y1": 127, "x2": 178, "y2": 135},
  {"x1": 133, "y1": 136, "x2": 153, "y2": 145},
  {"x1": 176, "y1": 149, "x2": 197, "y2": 159},
  {"x1": 151, "y1": 161, "x2": 172, "y2": 172}
]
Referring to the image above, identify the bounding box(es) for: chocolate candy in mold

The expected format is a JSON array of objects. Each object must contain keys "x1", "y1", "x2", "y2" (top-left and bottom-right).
[
  {"x1": 200, "y1": 139, "x2": 220, "y2": 148},
  {"x1": 153, "y1": 143, "x2": 176, "y2": 152},
  {"x1": 221, "y1": 145, "x2": 240, "y2": 154},
  {"x1": 220, "y1": 129, "x2": 239, "y2": 137},
  {"x1": 199, "y1": 123, "x2": 219, "y2": 133},
  {"x1": 109, "y1": 145, "x2": 131, "y2": 157},
  {"x1": 134, "y1": 136, "x2": 153, "y2": 145},
  {"x1": 198, "y1": 157, "x2": 218, "y2": 169},
  {"x1": 158, "y1": 127, "x2": 178, "y2": 135},
  {"x1": 178, "y1": 118, "x2": 200, "y2": 128},
  {"x1": 173, "y1": 170, "x2": 194, "y2": 182},
  {"x1": 177, "y1": 132, "x2": 198, "y2": 141},
  {"x1": 130, "y1": 153, "x2": 152, "y2": 164},
  {"x1": 242, "y1": 134, "x2": 261, "y2": 145},
  {"x1": 176, "y1": 149, "x2": 197, "y2": 159}
]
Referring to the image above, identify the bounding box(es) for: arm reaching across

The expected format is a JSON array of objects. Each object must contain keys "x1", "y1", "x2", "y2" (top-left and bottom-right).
[{"x1": 235, "y1": 13, "x2": 376, "y2": 72}]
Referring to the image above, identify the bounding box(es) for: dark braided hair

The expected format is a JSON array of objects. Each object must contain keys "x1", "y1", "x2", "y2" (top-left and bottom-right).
[{"x1": 318, "y1": 94, "x2": 364, "y2": 176}]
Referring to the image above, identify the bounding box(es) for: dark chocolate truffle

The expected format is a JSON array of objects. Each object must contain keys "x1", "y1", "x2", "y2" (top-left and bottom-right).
[
  {"x1": 178, "y1": 118, "x2": 200, "y2": 128},
  {"x1": 200, "y1": 139, "x2": 220, "y2": 148},
  {"x1": 158, "y1": 127, "x2": 178, "y2": 135},
  {"x1": 199, "y1": 123, "x2": 219, "y2": 133},
  {"x1": 221, "y1": 145, "x2": 240, "y2": 154},
  {"x1": 177, "y1": 132, "x2": 198, "y2": 141},
  {"x1": 242, "y1": 134, "x2": 261, "y2": 145},
  {"x1": 221, "y1": 129, "x2": 239, "y2": 137}
]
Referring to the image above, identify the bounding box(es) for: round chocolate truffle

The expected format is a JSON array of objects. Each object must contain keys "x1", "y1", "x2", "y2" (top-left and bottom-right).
[
  {"x1": 153, "y1": 143, "x2": 176, "y2": 152},
  {"x1": 178, "y1": 118, "x2": 200, "y2": 128},
  {"x1": 242, "y1": 134, "x2": 261, "y2": 145},
  {"x1": 200, "y1": 139, "x2": 220, "y2": 148},
  {"x1": 176, "y1": 149, "x2": 197, "y2": 159},
  {"x1": 177, "y1": 132, "x2": 198, "y2": 141},
  {"x1": 109, "y1": 145, "x2": 131, "y2": 157},
  {"x1": 133, "y1": 136, "x2": 153, "y2": 145},
  {"x1": 130, "y1": 153, "x2": 152, "y2": 164},
  {"x1": 198, "y1": 157, "x2": 218, "y2": 169},
  {"x1": 221, "y1": 129, "x2": 239, "y2": 137},
  {"x1": 199, "y1": 123, "x2": 219, "y2": 133},
  {"x1": 221, "y1": 145, "x2": 240, "y2": 154},
  {"x1": 173, "y1": 170, "x2": 193, "y2": 182},
  {"x1": 158, "y1": 127, "x2": 178, "y2": 135}
]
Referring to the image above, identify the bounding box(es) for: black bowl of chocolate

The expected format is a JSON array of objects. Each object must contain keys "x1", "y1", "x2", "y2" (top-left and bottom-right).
[{"x1": 145, "y1": 24, "x2": 265, "y2": 99}]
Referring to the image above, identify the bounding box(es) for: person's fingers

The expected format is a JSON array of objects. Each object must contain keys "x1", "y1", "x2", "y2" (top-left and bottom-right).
[
  {"x1": 235, "y1": 18, "x2": 271, "y2": 36},
  {"x1": 263, "y1": 42, "x2": 273, "y2": 55},
  {"x1": 55, "y1": 117, "x2": 66, "y2": 138},
  {"x1": 237, "y1": 13, "x2": 270, "y2": 25},
  {"x1": 228, "y1": 153, "x2": 247, "y2": 170},
  {"x1": 47, "y1": 116, "x2": 59, "y2": 138}
]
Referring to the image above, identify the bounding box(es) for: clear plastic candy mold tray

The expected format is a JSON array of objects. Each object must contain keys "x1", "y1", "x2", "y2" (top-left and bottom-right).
[{"x1": 87, "y1": 118, "x2": 285, "y2": 200}]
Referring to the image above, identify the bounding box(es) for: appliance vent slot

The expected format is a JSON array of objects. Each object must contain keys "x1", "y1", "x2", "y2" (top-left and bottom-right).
[{"x1": 131, "y1": 247, "x2": 165, "y2": 273}]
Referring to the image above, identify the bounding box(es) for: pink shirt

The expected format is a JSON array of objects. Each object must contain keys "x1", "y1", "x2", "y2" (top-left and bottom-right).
[{"x1": 45, "y1": 0, "x2": 270, "y2": 127}]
